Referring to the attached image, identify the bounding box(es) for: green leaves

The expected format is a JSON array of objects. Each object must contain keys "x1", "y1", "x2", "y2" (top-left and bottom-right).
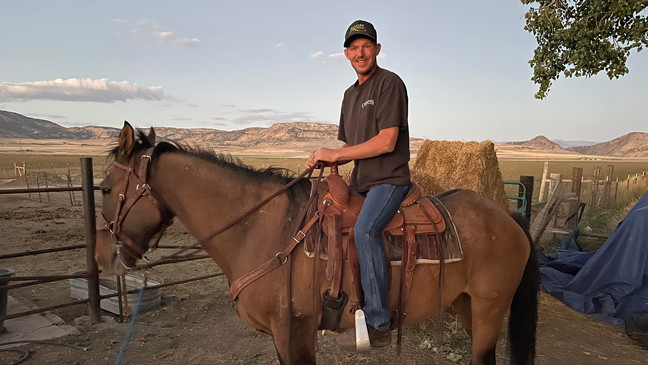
[{"x1": 522, "y1": 0, "x2": 648, "y2": 98}]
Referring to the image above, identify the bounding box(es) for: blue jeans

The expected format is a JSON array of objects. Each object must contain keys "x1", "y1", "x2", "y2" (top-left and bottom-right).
[{"x1": 354, "y1": 183, "x2": 410, "y2": 331}]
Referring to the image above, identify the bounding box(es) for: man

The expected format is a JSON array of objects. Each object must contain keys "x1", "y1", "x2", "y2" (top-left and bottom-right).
[{"x1": 306, "y1": 19, "x2": 410, "y2": 350}]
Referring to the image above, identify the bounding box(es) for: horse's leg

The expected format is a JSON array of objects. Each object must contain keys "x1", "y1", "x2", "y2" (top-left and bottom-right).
[
  {"x1": 452, "y1": 293, "x2": 473, "y2": 337},
  {"x1": 469, "y1": 295, "x2": 510, "y2": 365},
  {"x1": 271, "y1": 316, "x2": 317, "y2": 365}
]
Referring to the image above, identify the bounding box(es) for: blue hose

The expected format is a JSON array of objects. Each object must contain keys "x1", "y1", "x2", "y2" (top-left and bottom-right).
[{"x1": 114, "y1": 286, "x2": 145, "y2": 365}]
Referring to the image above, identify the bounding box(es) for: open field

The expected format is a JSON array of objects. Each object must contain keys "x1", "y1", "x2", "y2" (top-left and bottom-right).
[
  {"x1": 2, "y1": 162, "x2": 647, "y2": 364},
  {"x1": 3, "y1": 152, "x2": 647, "y2": 199},
  {"x1": 2, "y1": 139, "x2": 648, "y2": 363}
]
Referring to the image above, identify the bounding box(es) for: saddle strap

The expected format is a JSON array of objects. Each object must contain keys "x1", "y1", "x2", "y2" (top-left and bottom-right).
[
  {"x1": 328, "y1": 214, "x2": 344, "y2": 299},
  {"x1": 396, "y1": 221, "x2": 421, "y2": 355},
  {"x1": 344, "y1": 228, "x2": 363, "y2": 312}
]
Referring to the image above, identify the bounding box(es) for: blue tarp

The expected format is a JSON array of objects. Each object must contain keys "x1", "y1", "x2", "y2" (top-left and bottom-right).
[{"x1": 537, "y1": 189, "x2": 648, "y2": 326}]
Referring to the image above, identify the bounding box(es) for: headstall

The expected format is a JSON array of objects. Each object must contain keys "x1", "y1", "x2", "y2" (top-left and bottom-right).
[{"x1": 96, "y1": 147, "x2": 173, "y2": 269}]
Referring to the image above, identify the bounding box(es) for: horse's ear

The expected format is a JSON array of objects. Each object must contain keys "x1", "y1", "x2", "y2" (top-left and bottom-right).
[
  {"x1": 118, "y1": 121, "x2": 135, "y2": 157},
  {"x1": 147, "y1": 127, "x2": 156, "y2": 145}
]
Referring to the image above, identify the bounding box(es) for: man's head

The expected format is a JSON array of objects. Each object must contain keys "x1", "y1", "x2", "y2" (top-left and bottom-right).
[{"x1": 344, "y1": 20, "x2": 381, "y2": 79}]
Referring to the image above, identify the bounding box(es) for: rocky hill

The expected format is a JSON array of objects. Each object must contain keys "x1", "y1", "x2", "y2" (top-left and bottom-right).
[
  {"x1": 154, "y1": 122, "x2": 339, "y2": 147},
  {"x1": 568, "y1": 132, "x2": 648, "y2": 157},
  {"x1": 504, "y1": 135, "x2": 569, "y2": 152},
  {"x1": 0, "y1": 110, "x2": 78, "y2": 139}
]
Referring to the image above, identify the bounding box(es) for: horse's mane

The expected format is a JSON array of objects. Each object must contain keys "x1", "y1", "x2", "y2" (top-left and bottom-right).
[{"x1": 109, "y1": 128, "x2": 300, "y2": 187}]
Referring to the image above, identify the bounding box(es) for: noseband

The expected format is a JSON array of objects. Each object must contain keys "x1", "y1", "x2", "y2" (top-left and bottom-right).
[{"x1": 97, "y1": 147, "x2": 173, "y2": 268}]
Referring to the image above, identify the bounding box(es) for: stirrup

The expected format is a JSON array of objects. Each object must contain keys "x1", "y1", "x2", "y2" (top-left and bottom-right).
[{"x1": 355, "y1": 309, "x2": 370, "y2": 352}]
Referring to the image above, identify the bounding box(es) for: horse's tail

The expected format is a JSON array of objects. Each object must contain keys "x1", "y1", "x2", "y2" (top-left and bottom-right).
[{"x1": 508, "y1": 212, "x2": 540, "y2": 365}]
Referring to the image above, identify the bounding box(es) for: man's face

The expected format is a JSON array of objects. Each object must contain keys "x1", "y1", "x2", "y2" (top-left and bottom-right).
[{"x1": 344, "y1": 38, "x2": 381, "y2": 77}]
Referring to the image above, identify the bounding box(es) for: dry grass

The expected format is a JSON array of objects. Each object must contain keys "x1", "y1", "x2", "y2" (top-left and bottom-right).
[{"x1": 411, "y1": 140, "x2": 508, "y2": 210}]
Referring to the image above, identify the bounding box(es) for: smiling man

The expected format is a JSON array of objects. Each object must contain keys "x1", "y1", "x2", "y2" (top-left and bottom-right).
[{"x1": 306, "y1": 19, "x2": 410, "y2": 351}]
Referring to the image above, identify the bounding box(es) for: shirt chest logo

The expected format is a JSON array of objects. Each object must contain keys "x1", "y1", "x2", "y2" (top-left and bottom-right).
[{"x1": 361, "y1": 99, "x2": 375, "y2": 108}]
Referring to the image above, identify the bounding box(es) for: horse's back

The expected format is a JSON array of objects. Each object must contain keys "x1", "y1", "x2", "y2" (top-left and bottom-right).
[{"x1": 436, "y1": 189, "x2": 531, "y2": 297}]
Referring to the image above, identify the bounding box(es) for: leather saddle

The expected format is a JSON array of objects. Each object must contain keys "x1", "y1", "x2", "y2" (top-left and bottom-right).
[{"x1": 311, "y1": 166, "x2": 460, "y2": 352}]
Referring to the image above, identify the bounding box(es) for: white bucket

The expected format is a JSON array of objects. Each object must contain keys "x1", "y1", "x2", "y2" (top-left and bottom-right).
[{"x1": 69, "y1": 274, "x2": 161, "y2": 315}]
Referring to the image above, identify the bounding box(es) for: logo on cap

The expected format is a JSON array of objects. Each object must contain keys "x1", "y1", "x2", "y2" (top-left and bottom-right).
[{"x1": 349, "y1": 24, "x2": 366, "y2": 34}]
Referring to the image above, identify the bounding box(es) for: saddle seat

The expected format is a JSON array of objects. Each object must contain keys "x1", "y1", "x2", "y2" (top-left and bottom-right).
[{"x1": 320, "y1": 172, "x2": 446, "y2": 236}]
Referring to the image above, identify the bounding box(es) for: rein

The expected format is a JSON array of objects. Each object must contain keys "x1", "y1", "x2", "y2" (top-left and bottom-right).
[{"x1": 145, "y1": 162, "x2": 321, "y2": 266}]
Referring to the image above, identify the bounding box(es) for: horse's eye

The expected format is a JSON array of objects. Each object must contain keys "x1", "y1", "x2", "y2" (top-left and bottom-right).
[{"x1": 102, "y1": 188, "x2": 111, "y2": 196}]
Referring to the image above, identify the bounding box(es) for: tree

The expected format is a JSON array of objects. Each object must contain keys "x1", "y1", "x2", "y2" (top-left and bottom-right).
[{"x1": 522, "y1": 0, "x2": 648, "y2": 99}]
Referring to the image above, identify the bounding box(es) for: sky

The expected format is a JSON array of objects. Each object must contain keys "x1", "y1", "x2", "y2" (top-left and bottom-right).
[{"x1": 0, "y1": 0, "x2": 646, "y2": 142}]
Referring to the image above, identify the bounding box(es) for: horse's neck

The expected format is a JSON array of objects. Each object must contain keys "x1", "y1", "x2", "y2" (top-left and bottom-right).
[{"x1": 150, "y1": 153, "x2": 304, "y2": 278}]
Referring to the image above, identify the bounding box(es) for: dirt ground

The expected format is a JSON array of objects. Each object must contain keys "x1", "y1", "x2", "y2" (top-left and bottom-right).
[{"x1": 1, "y1": 179, "x2": 647, "y2": 365}]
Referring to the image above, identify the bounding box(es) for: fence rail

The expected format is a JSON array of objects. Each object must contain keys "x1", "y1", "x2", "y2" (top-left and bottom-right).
[{"x1": 0, "y1": 157, "x2": 219, "y2": 325}]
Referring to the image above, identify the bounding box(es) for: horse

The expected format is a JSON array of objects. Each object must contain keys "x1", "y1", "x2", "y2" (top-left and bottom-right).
[{"x1": 95, "y1": 122, "x2": 539, "y2": 365}]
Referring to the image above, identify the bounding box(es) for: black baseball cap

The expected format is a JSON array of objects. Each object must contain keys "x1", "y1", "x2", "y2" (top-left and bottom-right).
[{"x1": 344, "y1": 20, "x2": 377, "y2": 48}]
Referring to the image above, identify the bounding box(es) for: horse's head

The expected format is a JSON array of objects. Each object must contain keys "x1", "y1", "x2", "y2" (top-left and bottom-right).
[{"x1": 96, "y1": 121, "x2": 174, "y2": 276}]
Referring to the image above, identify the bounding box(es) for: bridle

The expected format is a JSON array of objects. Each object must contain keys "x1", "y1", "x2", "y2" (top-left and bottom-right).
[{"x1": 96, "y1": 147, "x2": 174, "y2": 269}]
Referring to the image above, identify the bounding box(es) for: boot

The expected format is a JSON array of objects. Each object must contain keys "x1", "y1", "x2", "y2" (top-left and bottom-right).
[{"x1": 335, "y1": 327, "x2": 392, "y2": 351}]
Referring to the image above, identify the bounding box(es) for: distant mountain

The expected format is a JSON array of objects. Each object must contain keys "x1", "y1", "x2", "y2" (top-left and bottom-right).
[
  {"x1": 1, "y1": 110, "x2": 645, "y2": 157},
  {"x1": 66, "y1": 126, "x2": 120, "y2": 140},
  {"x1": 504, "y1": 135, "x2": 568, "y2": 151},
  {"x1": 552, "y1": 139, "x2": 599, "y2": 148},
  {"x1": 0, "y1": 110, "x2": 79, "y2": 139},
  {"x1": 0, "y1": 110, "x2": 346, "y2": 154},
  {"x1": 568, "y1": 132, "x2": 648, "y2": 157},
  {"x1": 154, "y1": 122, "x2": 339, "y2": 147}
]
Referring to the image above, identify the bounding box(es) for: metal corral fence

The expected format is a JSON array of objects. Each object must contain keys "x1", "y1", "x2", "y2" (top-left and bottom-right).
[{"x1": 0, "y1": 158, "x2": 223, "y2": 326}]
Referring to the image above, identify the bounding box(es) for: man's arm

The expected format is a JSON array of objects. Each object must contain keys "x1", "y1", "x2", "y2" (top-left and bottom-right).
[{"x1": 306, "y1": 126, "x2": 398, "y2": 168}]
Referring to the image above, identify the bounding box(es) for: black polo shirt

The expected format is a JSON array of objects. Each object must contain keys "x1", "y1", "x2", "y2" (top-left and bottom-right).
[{"x1": 338, "y1": 67, "x2": 410, "y2": 193}]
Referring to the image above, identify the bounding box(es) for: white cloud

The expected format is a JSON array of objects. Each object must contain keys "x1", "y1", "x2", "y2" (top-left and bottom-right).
[
  {"x1": 327, "y1": 53, "x2": 346, "y2": 62},
  {"x1": 116, "y1": 19, "x2": 200, "y2": 47},
  {"x1": 0, "y1": 78, "x2": 166, "y2": 103},
  {"x1": 231, "y1": 107, "x2": 313, "y2": 125},
  {"x1": 275, "y1": 43, "x2": 284, "y2": 48},
  {"x1": 310, "y1": 51, "x2": 324, "y2": 59}
]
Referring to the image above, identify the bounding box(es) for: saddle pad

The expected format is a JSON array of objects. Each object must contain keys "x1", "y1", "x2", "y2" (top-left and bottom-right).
[{"x1": 384, "y1": 232, "x2": 463, "y2": 265}]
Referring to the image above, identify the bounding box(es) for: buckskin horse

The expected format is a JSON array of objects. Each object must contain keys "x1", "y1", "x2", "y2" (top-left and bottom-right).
[{"x1": 95, "y1": 122, "x2": 539, "y2": 365}]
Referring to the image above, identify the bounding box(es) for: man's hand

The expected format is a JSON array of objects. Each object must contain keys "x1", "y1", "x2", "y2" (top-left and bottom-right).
[{"x1": 306, "y1": 148, "x2": 339, "y2": 168}]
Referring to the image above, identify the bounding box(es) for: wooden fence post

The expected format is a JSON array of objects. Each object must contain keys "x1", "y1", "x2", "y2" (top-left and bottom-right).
[
  {"x1": 602, "y1": 165, "x2": 614, "y2": 207},
  {"x1": 549, "y1": 173, "x2": 562, "y2": 227},
  {"x1": 590, "y1": 166, "x2": 601, "y2": 210},
  {"x1": 81, "y1": 158, "x2": 101, "y2": 323},
  {"x1": 530, "y1": 182, "x2": 568, "y2": 244},
  {"x1": 538, "y1": 162, "x2": 549, "y2": 201},
  {"x1": 36, "y1": 168, "x2": 42, "y2": 203},
  {"x1": 24, "y1": 164, "x2": 32, "y2": 199},
  {"x1": 566, "y1": 167, "x2": 583, "y2": 230}
]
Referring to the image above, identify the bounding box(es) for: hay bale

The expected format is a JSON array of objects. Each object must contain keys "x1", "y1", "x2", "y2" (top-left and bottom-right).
[{"x1": 411, "y1": 140, "x2": 508, "y2": 210}]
